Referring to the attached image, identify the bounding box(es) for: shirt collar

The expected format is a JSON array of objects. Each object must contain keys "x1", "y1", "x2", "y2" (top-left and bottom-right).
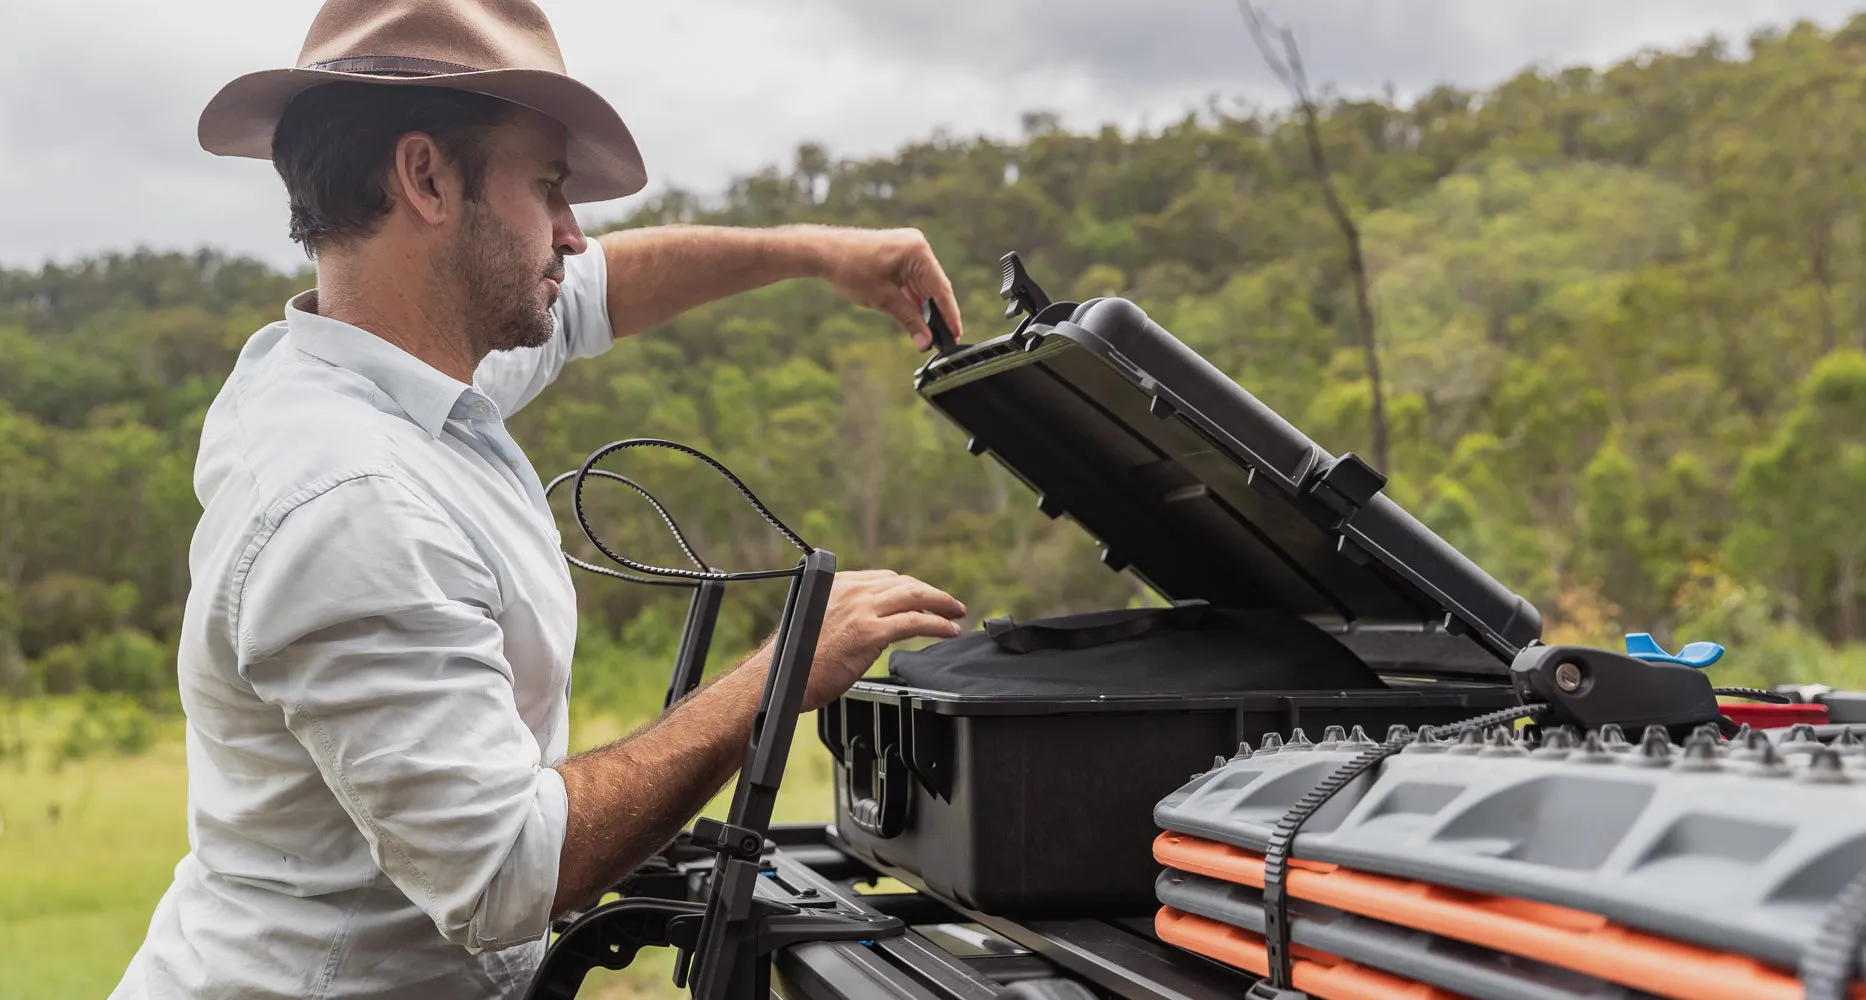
[{"x1": 284, "y1": 289, "x2": 480, "y2": 439}]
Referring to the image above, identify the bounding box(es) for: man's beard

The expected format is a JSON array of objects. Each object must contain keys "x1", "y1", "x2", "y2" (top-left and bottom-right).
[{"x1": 443, "y1": 204, "x2": 564, "y2": 357}]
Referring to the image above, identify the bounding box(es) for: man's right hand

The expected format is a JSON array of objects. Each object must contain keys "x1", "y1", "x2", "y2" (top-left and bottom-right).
[{"x1": 797, "y1": 569, "x2": 967, "y2": 711}]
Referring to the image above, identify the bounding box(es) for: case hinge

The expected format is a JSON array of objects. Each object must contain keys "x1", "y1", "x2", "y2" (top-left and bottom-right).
[{"x1": 1307, "y1": 453, "x2": 1387, "y2": 520}]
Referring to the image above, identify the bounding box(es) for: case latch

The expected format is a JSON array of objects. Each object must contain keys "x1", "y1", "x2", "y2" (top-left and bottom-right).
[
  {"x1": 999, "y1": 250, "x2": 1053, "y2": 322},
  {"x1": 1306, "y1": 453, "x2": 1386, "y2": 520}
]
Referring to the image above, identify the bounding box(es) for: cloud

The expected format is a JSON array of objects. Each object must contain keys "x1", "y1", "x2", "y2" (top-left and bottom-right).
[
  {"x1": 0, "y1": 0, "x2": 1858, "y2": 271},
  {"x1": 817, "y1": 0, "x2": 1861, "y2": 101}
]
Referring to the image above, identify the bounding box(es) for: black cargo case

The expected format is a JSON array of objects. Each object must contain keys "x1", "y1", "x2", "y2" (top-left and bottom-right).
[{"x1": 824, "y1": 293, "x2": 1541, "y2": 916}]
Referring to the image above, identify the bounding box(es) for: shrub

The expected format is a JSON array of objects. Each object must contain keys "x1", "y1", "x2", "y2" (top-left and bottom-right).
[
  {"x1": 29, "y1": 628, "x2": 171, "y2": 698},
  {"x1": 54, "y1": 692, "x2": 156, "y2": 767}
]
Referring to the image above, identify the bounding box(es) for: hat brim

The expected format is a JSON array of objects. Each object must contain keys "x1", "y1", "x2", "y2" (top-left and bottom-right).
[{"x1": 198, "y1": 66, "x2": 646, "y2": 204}]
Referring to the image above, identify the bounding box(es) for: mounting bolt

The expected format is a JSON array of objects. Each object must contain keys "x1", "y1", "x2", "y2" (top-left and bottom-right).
[{"x1": 1555, "y1": 662, "x2": 1584, "y2": 692}]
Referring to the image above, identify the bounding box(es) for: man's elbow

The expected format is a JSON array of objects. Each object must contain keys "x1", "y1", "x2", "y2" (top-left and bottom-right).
[
  {"x1": 420, "y1": 768, "x2": 569, "y2": 954},
  {"x1": 432, "y1": 864, "x2": 559, "y2": 954}
]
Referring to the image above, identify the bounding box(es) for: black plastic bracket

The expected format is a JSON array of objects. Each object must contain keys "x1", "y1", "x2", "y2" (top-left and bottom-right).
[
  {"x1": 924, "y1": 299, "x2": 960, "y2": 356},
  {"x1": 690, "y1": 818, "x2": 764, "y2": 861},
  {"x1": 999, "y1": 250, "x2": 1053, "y2": 323},
  {"x1": 1245, "y1": 982, "x2": 1309, "y2": 1000},
  {"x1": 522, "y1": 898, "x2": 706, "y2": 1000},
  {"x1": 1511, "y1": 644, "x2": 1726, "y2": 740},
  {"x1": 754, "y1": 895, "x2": 902, "y2": 952},
  {"x1": 1306, "y1": 453, "x2": 1386, "y2": 521},
  {"x1": 913, "y1": 300, "x2": 962, "y2": 390}
]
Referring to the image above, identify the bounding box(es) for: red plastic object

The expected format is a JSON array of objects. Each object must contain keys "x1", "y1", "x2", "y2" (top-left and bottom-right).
[{"x1": 1719, "y1": 701, "x2": 1828, "y2": 729}]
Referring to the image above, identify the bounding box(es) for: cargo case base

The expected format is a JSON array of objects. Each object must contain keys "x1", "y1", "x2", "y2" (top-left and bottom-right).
[{"x1": 825, "y1": 682, "x2": 1523, "y2": 916}]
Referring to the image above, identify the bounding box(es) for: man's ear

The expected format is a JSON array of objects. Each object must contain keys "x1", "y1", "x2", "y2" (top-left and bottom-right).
[{"x1": 389, "y1": 132, "x2": 457, "y2": 227}]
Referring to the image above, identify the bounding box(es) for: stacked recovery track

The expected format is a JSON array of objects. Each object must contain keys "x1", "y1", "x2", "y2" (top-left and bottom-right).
[
  {"x1": 1154, "y1": 868, "x2": 1654, "y2": 1000},
  {"x1": 1151, "y1": 724, "x2": 1866, "y2": 1000}
]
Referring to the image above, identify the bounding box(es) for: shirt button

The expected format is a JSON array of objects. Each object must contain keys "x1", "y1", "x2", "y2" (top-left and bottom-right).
[{"x1": 474, "y1": 403, "x2": 491, "y2": 417}]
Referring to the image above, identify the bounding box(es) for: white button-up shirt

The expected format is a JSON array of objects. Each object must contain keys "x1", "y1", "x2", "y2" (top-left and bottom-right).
[{"x1": 111, "y1": 247, "x2": 614, "y2": 1000}]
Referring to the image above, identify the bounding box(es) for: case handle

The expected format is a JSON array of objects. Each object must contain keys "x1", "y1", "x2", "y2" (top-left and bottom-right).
[
  {"x1": 843, "y1": 734, "x2": 910, "y2": 839},
  {"x1": 981, "y1": 601, "x2": 1210, "y2": 654}
]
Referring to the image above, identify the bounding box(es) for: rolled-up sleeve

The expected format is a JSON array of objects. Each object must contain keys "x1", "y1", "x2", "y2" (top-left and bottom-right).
[
  {"x1": 474, "y1": 243, "x2": 614, "y2": 417},
  {"x1": 234, "y1": 473, "x2": 565, "y2": 953}
]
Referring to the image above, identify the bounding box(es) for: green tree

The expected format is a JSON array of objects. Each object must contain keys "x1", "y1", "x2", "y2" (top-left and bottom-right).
[{"x1": 1730, "y1": 351, "x2": 1866, "y2": 640}]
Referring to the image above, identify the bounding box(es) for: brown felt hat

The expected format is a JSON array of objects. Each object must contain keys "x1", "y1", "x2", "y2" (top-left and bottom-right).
[{"x1": 198, "y1": 0, "x2": 646, "y2": 203}]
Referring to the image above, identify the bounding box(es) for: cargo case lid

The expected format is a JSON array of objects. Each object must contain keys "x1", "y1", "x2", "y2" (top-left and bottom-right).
[{"x1": 913, "y1": 296, "x2": 1541, "y2": 677}]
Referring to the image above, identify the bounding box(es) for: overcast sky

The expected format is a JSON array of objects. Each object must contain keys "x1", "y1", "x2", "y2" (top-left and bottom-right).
[{"x1": 1, "y1": 0, "x2": 1859, "y2": 272}]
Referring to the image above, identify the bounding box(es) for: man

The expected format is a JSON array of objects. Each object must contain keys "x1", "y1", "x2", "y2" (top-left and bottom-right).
[{"x1": 111, "y1": 1, "x2": 970, "y2": 997}]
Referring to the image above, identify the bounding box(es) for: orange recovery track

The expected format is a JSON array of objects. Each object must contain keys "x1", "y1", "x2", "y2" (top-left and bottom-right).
[
  {"x1": 1154, "y1": 831, "x2": 1866, "y2": 1000},
  {"x1": 1154, "y1": 906, "x2": 1463, "y2": 1000}
]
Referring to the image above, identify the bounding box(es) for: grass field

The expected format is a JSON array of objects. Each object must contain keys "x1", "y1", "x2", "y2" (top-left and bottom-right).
[{"x1": 0, "y1": 698, "x2": 840, "y2": 1000}]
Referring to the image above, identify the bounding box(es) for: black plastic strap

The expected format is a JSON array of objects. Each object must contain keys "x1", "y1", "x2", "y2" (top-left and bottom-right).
[
  {"x1": 552, "y1": 437, "x2": 814, "y2": 586},
  {"x1": 1258, "y1": 702, "x2": 1548, "y2": 988},
  {"x1": 1713, "y1": 686, "x2": 1793, "y2": 704},
  {"x1": 982, "y1": 602, "x2": 1210, "y2": 654},
  {"x1": 1800, "y1": 861, "x2": 1866, "y2": 1000},
  {"x1": 545, "y1": 469, "x2": 711, "y2": 588}
]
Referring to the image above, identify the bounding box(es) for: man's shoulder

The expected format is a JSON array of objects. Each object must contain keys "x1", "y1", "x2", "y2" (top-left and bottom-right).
[{"x1": 198, "y1": 324, "x2": 445, "y2": 518}]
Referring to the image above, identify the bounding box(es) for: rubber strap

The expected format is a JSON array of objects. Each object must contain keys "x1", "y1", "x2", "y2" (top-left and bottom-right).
[
  {"x1": 1799, "y1": 857, "x2": 1866, "y2": 999},
  {"x1": 553, "y1": 437, "x2": 814, "y2": 586},
  {"x1": 1258, "y1": 702, "x2": 1548, "y2": 988},
  {"x1": 545, "y1": 469, "x2": 711, "y2": 587},
  {"x1": 1712, "y1": 686, "x2": 1793, "y2": 704}
]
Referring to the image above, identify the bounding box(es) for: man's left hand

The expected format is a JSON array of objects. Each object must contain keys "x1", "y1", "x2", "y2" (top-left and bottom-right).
[{"x1": 809, "y1": 227, "x2": 963, "y2": 351}]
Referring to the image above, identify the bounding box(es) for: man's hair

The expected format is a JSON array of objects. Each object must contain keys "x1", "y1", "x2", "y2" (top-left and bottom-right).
[{"x1": 271, "y1": 83, "x2": 515, "y2": 257}]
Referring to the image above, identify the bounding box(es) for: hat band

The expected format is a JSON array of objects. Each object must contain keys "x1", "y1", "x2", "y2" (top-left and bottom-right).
[{"x1": 303, "y1": 55, "x2": 485, "y2": 77}]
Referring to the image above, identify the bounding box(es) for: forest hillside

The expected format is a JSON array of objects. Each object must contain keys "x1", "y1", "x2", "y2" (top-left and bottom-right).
[{"x1": 6, "y1": 18, "x2": 1866, "y2": 717}]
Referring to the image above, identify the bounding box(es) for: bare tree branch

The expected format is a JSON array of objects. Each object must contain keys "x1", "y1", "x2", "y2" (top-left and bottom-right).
[{"x1": 1239, "y1": 1, "x2": 1391, "y2": 475}]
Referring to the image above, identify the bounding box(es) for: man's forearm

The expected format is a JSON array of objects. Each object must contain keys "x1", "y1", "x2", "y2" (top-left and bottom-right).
[
  {"x1": 598, "y1": 225, "x2": 832, "y2": 340},
  {"x1": 550, "y1": 651, "x2": 770, "y2": 914}
]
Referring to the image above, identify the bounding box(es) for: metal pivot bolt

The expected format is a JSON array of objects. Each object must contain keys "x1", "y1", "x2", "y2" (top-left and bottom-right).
[{"x1": 1555, "y1": 661, "x2": 1584, "y2": 692}]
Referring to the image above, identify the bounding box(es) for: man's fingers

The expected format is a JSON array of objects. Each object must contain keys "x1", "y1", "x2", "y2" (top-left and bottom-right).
[
  {"x1": 926, "y1": 273, "x2": 963, "y2": 344},
  {"x1": 875, "y1": 611, "x2": 966, "y2": 645},
  {"x1": 886, "y1": 289, "x2": 933, "y2": 350},
  {"x1": 871, "y1": 578, "x2": 967, "y2": 620},
  {"x1": 836, "y1": 569, "x2": 900, "y2": 583}
]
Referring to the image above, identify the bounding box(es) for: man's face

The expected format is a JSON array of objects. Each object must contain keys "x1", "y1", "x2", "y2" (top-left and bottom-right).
[{"x1": 441, "y1": 108, "x2": 587, "y2": 357}]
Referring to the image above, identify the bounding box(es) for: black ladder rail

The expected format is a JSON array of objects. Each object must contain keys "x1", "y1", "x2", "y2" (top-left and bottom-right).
[
  {"x1": 666, "y1": 580, "x2": 726, "y2": 709},
  {"x1": 532, "y1": 439, "x2": 905, "y2": 1000},
  {"x1": 685, "y1": 547, "x2": 838, "y2": 999}
]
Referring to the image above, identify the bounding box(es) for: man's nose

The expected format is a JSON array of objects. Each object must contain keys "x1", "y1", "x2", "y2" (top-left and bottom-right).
[{"x1": 556, "y1": 216, "x2": 588, "y2": 257}]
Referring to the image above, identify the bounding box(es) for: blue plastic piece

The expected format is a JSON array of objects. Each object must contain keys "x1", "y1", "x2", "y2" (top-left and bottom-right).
[{"x1": 1623, "y1": 632, "x2": 1724, "y2": 669}]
